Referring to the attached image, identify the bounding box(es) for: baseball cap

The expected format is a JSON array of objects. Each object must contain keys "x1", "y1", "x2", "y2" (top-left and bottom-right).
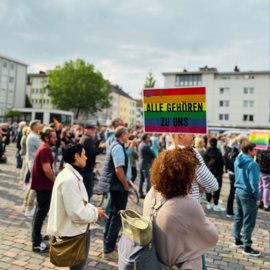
[{"x1": 84, "y1": 124, "x2": 96, "y2": 129}]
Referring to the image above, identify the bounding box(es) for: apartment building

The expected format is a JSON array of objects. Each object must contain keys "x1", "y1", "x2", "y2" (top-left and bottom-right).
[
  {"x1": 0, "y1": 54, "x2": 28, "y2": 122},
  {"x1": 135, "y1": 99, "x2": 143, "y2": 127},
  {"x1": 27, "y1": 72, "x2": 53, "y2": 109},
  {"x1": 162, "y1": 66, "x2": 270, "y2": 129}
]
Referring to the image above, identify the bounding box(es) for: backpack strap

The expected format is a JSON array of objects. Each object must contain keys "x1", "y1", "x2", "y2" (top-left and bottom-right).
[{"x1": 149, "y1": 189, "x2": 170, "y2": 219}]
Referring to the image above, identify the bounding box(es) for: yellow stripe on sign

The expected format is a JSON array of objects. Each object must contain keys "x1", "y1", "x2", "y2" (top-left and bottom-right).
[
  {"x1": 143, "y1": 94, "x2": 205, "y2": 104},
  {"x1": 144, "y1": 102, "x2": 206, "y2": 112}
]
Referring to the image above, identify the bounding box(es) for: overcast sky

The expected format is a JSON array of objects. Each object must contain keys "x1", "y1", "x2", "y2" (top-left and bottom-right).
[{"x1": 1, "y1": 0, "x2": 269, "y2": 99}]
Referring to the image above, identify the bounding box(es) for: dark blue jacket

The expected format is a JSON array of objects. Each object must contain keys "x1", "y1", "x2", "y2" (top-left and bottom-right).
[{"x1": 97, "y1": 140, "x2": 128, "y2": 192}]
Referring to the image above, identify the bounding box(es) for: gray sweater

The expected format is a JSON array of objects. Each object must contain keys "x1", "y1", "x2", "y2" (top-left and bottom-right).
[
  {"x1": 138, "y1": 141, "x2": 156, "y2": 164},
  {"x1": 26, "y1": 132, "x2": 42, "y2": 168}
]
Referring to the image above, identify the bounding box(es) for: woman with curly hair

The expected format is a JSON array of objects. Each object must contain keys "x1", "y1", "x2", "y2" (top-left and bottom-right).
[{"x1": 143, "y1": 147, "x2": 218, "y2": 270}]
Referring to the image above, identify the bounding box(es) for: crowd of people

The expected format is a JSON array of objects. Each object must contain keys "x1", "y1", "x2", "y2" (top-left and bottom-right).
[{"x1": 0, "y1": 118, "x2": 269, "y2": 269}]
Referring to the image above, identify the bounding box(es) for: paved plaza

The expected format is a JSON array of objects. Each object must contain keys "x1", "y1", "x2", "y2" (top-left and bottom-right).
[{"x1": 0, "y1": 144, "x2": 269, "y2": 270}]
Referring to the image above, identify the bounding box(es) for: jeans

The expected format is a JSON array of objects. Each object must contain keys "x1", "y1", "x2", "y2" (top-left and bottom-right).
[
  {"x1": 103, "y1": 190, "x2": 128, "y2": 253},
  {"x1": 104, "y1": 193, "x2": 112, "y2": 232},
  {"x1": 24, "y1": 169, "x2": 30, "y2": 184},
  {"x1": 139, "y1": 162, "x2": 151, "y2": 197},
  {"x1": 81, "y1": 172, "x2": 93, "y2": 202},
  {"x1": 206, "y1": 175, "x2": 223, "y2": 205},
  {"x1": 227, "y1": 174, "x2": 236, "y2": 215},
  {"x1": 202, "y1": 254, "x2": 206, "y2": 270},
  {"x1": 52, "y1": 146, "x2": 59, "y2": 166},
  {"x1": 233, "y1": 189, "x2": 258, "y2": 247},
  {"x1": 259, "y1": 172, "x2": 270, "y2": 208},
  {"x1": 131, "y1": 166, "x2": 137, "y2": 182},
  {"x1": 16, "y1": 150, "x2": 22, "y2": 168},
  {"x1": 32, "y1": 190, "x2": 52, "y2": 246},
  {"x1": 70, "y1": 231, "x2": 91, "y2": 270}
]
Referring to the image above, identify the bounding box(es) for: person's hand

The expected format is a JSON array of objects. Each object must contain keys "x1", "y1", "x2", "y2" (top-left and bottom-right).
[
  {"x1": 100, "y1": 142, "x2": 106, "y2": 149},
  {"x1": 97, "y1": 207, "x2": 109, "y2": 220},
  {"x1": 199, "y1": 184, "x2": 205, "y2": 193},
  {"x1": 130, "y1": 138, "x2": 140, "y2": 147},
  {"x1": 256, "y1": 201, "x2": 260, "y2": 206},
  {"x1": 124, "y1": 183, "x2": 130, "y2": 191}
]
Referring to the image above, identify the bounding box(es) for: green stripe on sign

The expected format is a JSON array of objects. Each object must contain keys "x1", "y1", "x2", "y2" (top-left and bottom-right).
[{"x1": 144, "y1": 111, "x2": 206, "y2": 119}]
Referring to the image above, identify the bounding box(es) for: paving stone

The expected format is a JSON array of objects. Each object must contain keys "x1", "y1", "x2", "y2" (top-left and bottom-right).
[
  {"x1": 40, "y1": 261, "x2": 55, "y2": 268},
  {"x1": 25, "y1": 263, "x2": 42, "y2": 270},
  {"x1": 0, "y1": 261, "x2": 10, "y2": 269},
  {"x1": 11, "y1": 260, "x2": 29, "y2": 267}
]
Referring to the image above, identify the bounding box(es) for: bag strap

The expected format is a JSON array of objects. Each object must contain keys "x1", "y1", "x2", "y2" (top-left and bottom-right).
[
  {"x1": 149, "y1": 189, "x2": 170, "y2": 219},
  {"x1": 70, "y1": 168, "x2": 90, "y2": 234}
]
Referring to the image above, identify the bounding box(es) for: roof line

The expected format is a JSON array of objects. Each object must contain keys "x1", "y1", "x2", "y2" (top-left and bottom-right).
[{"x1": 0, "y1": 53, "x2": 29, "y2": 66}]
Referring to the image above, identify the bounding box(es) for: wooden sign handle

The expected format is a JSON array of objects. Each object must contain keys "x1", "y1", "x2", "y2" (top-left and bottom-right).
[{"x1": 175, "y1": 134, "x2": 178, "y2": 147}]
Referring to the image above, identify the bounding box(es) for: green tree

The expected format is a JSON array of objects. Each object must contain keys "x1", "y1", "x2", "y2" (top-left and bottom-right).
[
  {"x1": 144, "y1": 70, "x2": 156, "y2": 88},
  {"x1": 5, "y1": 109, "x2": 21, "y2": 119},
  {"x1": 47, "y1": 59, "x2": 112, "y2": 118},
  {"x1": 25, "y1": 94, "x2": 32, "y2": 108}
]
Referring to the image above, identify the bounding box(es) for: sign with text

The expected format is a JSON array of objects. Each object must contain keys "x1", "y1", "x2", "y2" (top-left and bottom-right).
[
  {"x1": 249, "y1": 130, "x2": 270, "y2": 150},
  {"x1": 143, "y1": 87, "x2": 207, "y2": 134}
]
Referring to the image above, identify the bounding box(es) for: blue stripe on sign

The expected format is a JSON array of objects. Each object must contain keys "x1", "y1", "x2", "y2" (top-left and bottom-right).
[{"x1": 144, "y1": 118, "x2": 207, "y2": 127}]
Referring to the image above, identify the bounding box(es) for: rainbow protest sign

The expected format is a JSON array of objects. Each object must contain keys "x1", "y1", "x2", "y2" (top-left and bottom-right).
[
  {"x1": 249, "y1": 130, "x2": 270, "y2": 150},
  {"x1": 143, "y1": 87, "x2": 207, "y2": 134}
]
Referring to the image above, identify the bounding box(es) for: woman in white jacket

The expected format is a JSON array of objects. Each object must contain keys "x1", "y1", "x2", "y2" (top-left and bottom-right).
[{"x1": 47, "y1": 143, "x2": 108, "y2": 270}]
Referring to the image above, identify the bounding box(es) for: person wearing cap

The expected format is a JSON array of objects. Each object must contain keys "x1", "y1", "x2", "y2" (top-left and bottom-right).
[{"x1": 79, "y1": 124, "x2": 106, "y2": 201}]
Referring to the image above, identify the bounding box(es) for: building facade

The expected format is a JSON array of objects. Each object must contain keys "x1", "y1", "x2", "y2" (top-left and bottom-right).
[
  {"x1": 135, "y1": 99, "x2": 143, "y2": 127},
  {"x1": 28, "y1": 72, "x2": 54, "y2": 109},
  {"x1": 129, "y1": 99, "x2": 137, "y2": 127},
  {"x1": 162, "y1": 66, "x2": 270, "y2": 129},
  {"x1": 0, "y1": 54, "x2": 28, "y2": 122}
]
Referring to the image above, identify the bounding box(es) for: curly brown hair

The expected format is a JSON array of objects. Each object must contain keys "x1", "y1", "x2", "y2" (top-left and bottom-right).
[{"x1": 150, "y1": 147, "x2": 200, "y2": 198}]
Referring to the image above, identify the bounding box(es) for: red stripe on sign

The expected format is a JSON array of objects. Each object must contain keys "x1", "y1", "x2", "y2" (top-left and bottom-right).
[
  {"x1": 144, "y1": 125, "x2": 207, "y2": 134},
  {"x1": 143, "y1": 87, "x2": 205, "y2": 97}
]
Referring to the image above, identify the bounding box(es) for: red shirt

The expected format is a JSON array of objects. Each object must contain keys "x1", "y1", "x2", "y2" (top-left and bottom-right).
[{"x1": 31, "y1": 144, "x2": 55, "y2": 191}]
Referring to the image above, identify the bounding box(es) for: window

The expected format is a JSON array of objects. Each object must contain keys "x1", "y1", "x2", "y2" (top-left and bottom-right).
[
  {"x1": 32, "y1": 89, "x2": 35, "y2": 93},
  {"x1": 35, "y1": 99, "x2": 37, "y2": 103},
  {"x1": 9, "y1": 77, "x2": 14, "y2": 83},
  {"x1": 176, "y1": 74, "x2": 202, "y2": 86},
  {"x1": 219, "y1": 114, "x2": 229, "y2": 120},
  {"x1": 44, "y1": 78, "x2": 47, "y2": 83},
  {"x1": 3, "y1": 62, "x2": 7, "y2": 68},
  {"x1": 40, "y1": 78, "x2": 43, "y2": 83},
  {"x1": 39, "y1": 99, "x2": 41, "y2": 103},
  {"x1": 0, "y1": 89, "x2": 5, "y2": 96},
  {"x1": 32, "y1": 99, "x2": 34, "y2": 104},
  {"x1": 244, "y1": 88, "x2": 254, "y2": 94},
  {"x1": 40, "y1": 89, "x2": 42, "y2": 93},
  {"x1": 36, "y1": 78, "x2": 39, "y2": 83},
  {"x1": 244, "y1": 101, "x2": 254, "y2": 107},
  {"x1": 44, "y1": 89, "x2": 46, "y2": 94},
  {"x1": 243, "y1": 115, "x2": 254, "y2": 121},
  {"x1": 36, "y1": 89, "x2": 38, "y2": 93},
  {"x1": 43, "y1": 99, "x2": 45, "y2": 104},
  {"x1": 8, "y1": 90, "x2": 13, "y2": 97},
  {"x1": 220, "y1": 101, "x2": 229, "y2": 107},
  {"x1": 47, "y1": 99, "x2": 49, "y2": 103},
  {"x1": 10, "y1": 64, "x2": 15, "y2": 70},
  {"x1": 2, "y1": 75, "x2": 7, "y2": 82},
  {"x1": 220, "y1": 88, "x2": 229, "y2": 94}
]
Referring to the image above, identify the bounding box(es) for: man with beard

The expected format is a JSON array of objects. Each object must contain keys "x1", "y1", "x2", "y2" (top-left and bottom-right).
[{"x1": 31, "y1": 127, "x2": 57, "y2": 252}]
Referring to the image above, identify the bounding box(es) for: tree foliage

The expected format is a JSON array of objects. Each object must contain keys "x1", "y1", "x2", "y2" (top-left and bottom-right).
[
  {"x1": 25, "y1": 94, "x2": 32, "y2": 108},
  {"x1": 47, "y1": 59, "x2": 112, "y2": 118},
  {"x1": 144, "y1": 70, "x2": 157, "y2": 88},
  {"x1": 5, "y1": 109, "x2": 21, "y2": 118}
]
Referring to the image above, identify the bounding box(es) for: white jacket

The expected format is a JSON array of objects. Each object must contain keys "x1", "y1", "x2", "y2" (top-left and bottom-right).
[{"x1": 47, "y1": 163, "x2": 99, "y2": 237}]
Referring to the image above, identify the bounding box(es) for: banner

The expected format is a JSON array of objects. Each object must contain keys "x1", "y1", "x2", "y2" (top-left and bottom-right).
[
  {"x1": 249, "y1": 130, "x2": 270, "y2": 150},
  {"x1": 143, "y1": 87, "x2": 207, "y2": 134}
]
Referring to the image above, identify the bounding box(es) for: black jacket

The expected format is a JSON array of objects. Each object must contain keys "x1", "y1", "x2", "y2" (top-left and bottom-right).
[
  {"x1": 257, "y1": 149, "x2": 270, "y2": 174},
  {"x1": 79, "y1": 134, "x2": 103, "y2": 172},
  {"x1": 203, "y1": 146, "x2": 224, "y2": 177}
]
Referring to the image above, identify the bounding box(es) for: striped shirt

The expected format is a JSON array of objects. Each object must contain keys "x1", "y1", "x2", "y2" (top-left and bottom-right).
[{"x1": 168, "y1": 145, "x2": 218, "y2": 202}]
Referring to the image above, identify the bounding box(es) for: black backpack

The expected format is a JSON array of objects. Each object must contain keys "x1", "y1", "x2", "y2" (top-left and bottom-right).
[{"x1": 224, "y1": 145, "x2": 239, "y2": 172}]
